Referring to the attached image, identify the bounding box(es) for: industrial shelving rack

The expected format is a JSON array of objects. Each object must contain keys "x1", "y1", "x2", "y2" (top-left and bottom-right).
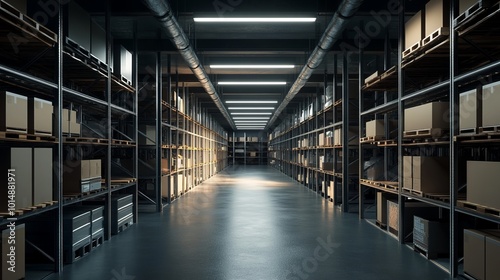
[
  {"x1": 229, "y1": 132, "x2": 268, "y2": 165},
  {"x1": 357, "y1": 0, "x2": 500, "y2": 278},
  {"x1": 0, "y1": 0, "x2": 138, "y2": 277},
  {"x1": 268, "y1": 55, "x2": 360, "y2": 213},
  {"x1": 137, "y1": 52, "x2": 229, "y2": 211}
]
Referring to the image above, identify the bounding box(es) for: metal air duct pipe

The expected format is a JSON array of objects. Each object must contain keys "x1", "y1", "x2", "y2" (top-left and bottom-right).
[
  {"x1": 266, "y1": 0, "x2": 364, "y2": 129},
  {"x1": 142, "y1": 0, "x2": 236, "y2": 130}
]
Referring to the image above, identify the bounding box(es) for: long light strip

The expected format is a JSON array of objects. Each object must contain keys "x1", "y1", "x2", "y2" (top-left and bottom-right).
[
  {"x1": 228, "y1": 107, "x2": 274, "y2": 110},
  {"x1": 231, "y1": 112, "x2": 272, "y2": 115},
  {"x1": 226, "y1": 101, "x2": 278, "y2": 104},
  {"x1": 219, "y1": 81, "x2": 286, "y2": 85},
  {"x1": 237, "y1": 127, "x2": 266, "y2": 129},
  {"x1": 194, "y1": 17, "x2": 316, "y2": 23},
  {"x1": 234, "y1": 121, "x2": 268, "y2": 123},
  {"x1": 232, "y1": 117, "x2": 270, "y2": 120},
  {"x1": 211, "y1": 65, "x2": 294, "y2": 69}
]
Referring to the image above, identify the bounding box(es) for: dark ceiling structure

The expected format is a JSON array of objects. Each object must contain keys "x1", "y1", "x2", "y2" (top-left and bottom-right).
[{"x1": 83, "y1": 0, "x2": 415, "y2": 132}]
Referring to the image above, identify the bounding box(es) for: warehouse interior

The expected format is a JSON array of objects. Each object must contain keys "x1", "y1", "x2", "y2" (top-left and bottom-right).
[{"x1": 1, "y1": 0, "x2": 499, "y2": 279}]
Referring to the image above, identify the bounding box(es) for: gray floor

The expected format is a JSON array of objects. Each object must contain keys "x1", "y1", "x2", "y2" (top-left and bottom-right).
[{"x1": 49, "y1": 165, "x2": 449, "y2": 280}]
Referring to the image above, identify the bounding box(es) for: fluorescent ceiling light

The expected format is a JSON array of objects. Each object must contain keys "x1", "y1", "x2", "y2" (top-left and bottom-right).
[
  {"x1": 228, "y1": 107, "x2": 274, "y2": 110},
  {"x1": 219, "y1": 81, "x2": 286, "y2": 85},
  {"x1": 211, "y1": 65, "x2": 294, "y2": 69},
  {"x1": 194, "y1": 17, "x2": 316, "y2": 23},
  {"x1": 233, "y1": 117, "x2": 270, "y2": 120},
  {"x1": 226, "y1": 100, "x2": 278, "y2": 104},
  {"x1": 234, "y1": 121, "x2": 268, "y2": 123},
  {"x1": 231, "y1": 112, "x2": 272, "y2": 115},
  {"x1": 237, "y1": 126, "x2": 266, "y2": 128}
]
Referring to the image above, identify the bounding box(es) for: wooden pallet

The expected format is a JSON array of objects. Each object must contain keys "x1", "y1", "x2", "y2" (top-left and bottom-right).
[
  {"x1": 480, "y1": 125, "x2": 500, "y2": 133},
  {"x1": 0, "y1": 131, "x2": 28, "y2": 139},
  {"x1": 403, "y1": 188, "x2": 424, "y2": 197},
  {"x1": 65, "y1": 37, "x2": 90, "y2": 59},
  {"x1": 402, "y1": 41, "x2": 421, "y2": 59},
  {"x1": 459, "y1": 127, "x2": 480, "y2": 135},
  {"x1": 403, "y1": 128, "x2": 448, "y2": 138},
  {"x1": 0, "y1": 1, "x2": 57, "y2": 46},
  {"x1": 454, "y1": 0, "x2": 491, "y2": 30},
  {"x1": 376, "y1": 139, "x2": 397, "y2": 146},
  {"x1": 421, "y1": 27, "x2": 449, "y2": 48},
  {"x1": 458, "y1": 200, "x2": 500, "y2": 217},
  {"x1": 65, "y1": 137, "x2": 109, "y2": 144},
  {"x1": 360, "y1": 136, "x2": 385, "y2": 144}
]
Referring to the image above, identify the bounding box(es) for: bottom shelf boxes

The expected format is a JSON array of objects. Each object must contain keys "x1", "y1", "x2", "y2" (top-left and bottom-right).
[
  {"x1": 464, "y1": 229, "x2": 500, "y2": 280},
  {"x1": 413, "y1": 216, "x2": 449, "y2": 259},
  {"x1": 63, "y1": 209, "x2": 92, "y2": 263},
  {"x1": 111, "y1": 194, "x2": 134, "y2": 235}
]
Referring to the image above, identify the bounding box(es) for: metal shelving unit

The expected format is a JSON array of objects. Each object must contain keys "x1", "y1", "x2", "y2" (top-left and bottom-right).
[
  {"x1": 137, "y1": 52, "x2": 229, "y2": 212},
  {"x1": 0, "y1": 0, "x2": 138, "y2": 277},
  {"x1": 268, "y1": 53, "x2": 359, "y2": 212},
  {"x1": 358, "y1": 0, "x2": 500, "y2": 278}
]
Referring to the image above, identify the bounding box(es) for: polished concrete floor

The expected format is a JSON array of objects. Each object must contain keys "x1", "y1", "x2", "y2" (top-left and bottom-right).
[{"x1": 49, "y1": 165, "x2": 449, "y2": 280}]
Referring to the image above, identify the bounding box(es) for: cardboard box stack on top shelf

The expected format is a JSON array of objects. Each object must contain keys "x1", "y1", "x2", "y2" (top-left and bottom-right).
[
  {"x1": 404, "y1": 10, "x2": 423, "y2": 58},
  {"x1": 423, "y1": 0, "x2": 449, "y2": 46}
]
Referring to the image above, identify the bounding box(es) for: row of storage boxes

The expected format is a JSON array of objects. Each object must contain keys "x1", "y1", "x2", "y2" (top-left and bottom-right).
[
  {"x1": 298, "y1": 128, "x2": 358, "y2": 147},
  {"x1": 403, "y1": 0, "x2": 449, "y2": 57},
  {"x1": 401, "y1": 0, "x2": 482, "y2": 58},
  {"x1": 0, "y1": 148, "x2": 104, "y2": 213},
  {"x1": 1, "y1": 91, "x2": 81, "y2": 136},
  {"x1": 365, "y1": 79, "x2": 500, "y2": 137},
  {"x1": 464, "y1": 229, "x2": 500, "y2": 280},
  {"x1": 0, "y1": 195, "x2": 133, "y2": 277},
  {"x1": 229, "y1": 137, "x2": 260, "y2": 142},
  {"x1": 403, "y1": 156, "x2": 449, "y2": 194},
  {"x1": 161, "y1": 174, "x2": 195, "y2": 198}
]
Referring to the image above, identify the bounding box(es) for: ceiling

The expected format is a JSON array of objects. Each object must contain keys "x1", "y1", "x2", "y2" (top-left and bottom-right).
[{"x1": 83, "y1": 0, "x2": 413, "y2": 132}]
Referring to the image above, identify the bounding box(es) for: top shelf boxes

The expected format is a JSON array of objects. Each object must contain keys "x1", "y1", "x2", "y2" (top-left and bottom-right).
[
  {"x1": 404, "y1": 11, "x2": 423, "y2": 58},
  {"x1": 423, "y1": 0, "x2": 449, "y2": 47}
]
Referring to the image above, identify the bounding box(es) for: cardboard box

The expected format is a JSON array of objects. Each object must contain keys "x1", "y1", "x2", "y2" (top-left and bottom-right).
[
  {"x1": 482, "y1": 81, "x2": 500, "y2": 128},
  {"x1": 89, "y1": 159, "x2": 101, "y2": 179},
  {"x1": 377, "y1": 192, "x2": 388, "y2": 225},
  {"x1": 329, "y1": 181, "x2": 334, "y2": 199},
  {"x1": 0, "y1": 148, "x2": 33, "y2": 212},
  {"x1": 403, "y1": 156, "x2": 413, "y2": 190},
  {"x1": 464, "y1": 229, "x2": 486, "y2": 280},
  {"x1": 467, "y1": 161, "x2": 500, "y2": 210},
  {"x1": 64, "y1": 160, "x2": 91, "y2": 194},
  {"x1": 2, "y1": 224, "x2": 25, "y2": 280},
  {"x1": 67, "y1": 1, "x2": 91, "y2": 51},
  {"x1": 62, "y1": 109, "x2": 81, "y2": 135},
  {"x1": 425, "y1": 0, "x2": 449, "y2": 37},
  {"x1": 387, "y1": 200, "x2": 399, "y2": 234},
  {"x1": 460, "y1": 88, "x2": 482, "y2": 132},
  {"x1": 1, "y1": 91, "x2": 28, "y2": 133},
  {"x1": 486, "y1": 234, "x2": 500, "y2": 280},
  {"x1": 318, "y1": 133, "x2": 325, "y2": 146},
  {"x1": 161, "y1": 175, "x2": 169, "y2": 198},
  {"x1": 412, "y1": 157, "x2": 449, "y2": 194},
  {"x1": 249, "y1": 152, "x2": 257, "y2": 157},
  {"x1": 404, "y1": 102, "x2": 449, "y2": 131},
  {"x1": 34, "y1": 148, "x2": 53, "y2": 205},
  {"x1": 366, "y1": 120, "x2": 385, "y2": 138},
  {"x1": 413, "y1": 216, "x2": 449, "y2": 259},
  {"x1": 405, "y1": 11, "x2": 423, "y2": 50},
  {"x1": 33, "y1": 98, "x2": 53, "y2": 135}
]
